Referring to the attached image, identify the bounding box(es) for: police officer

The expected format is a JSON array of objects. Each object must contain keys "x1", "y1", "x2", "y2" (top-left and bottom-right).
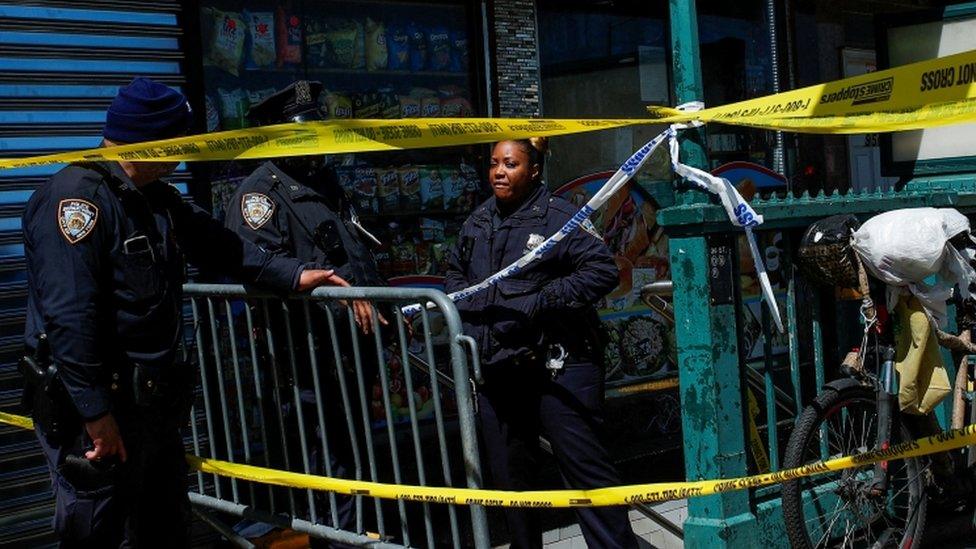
[
  {"x1": 445, "y1": 138, "x2": 638, "y2": 549},
  {"x1": 23, "y1": 77, "x2": 346, "y2": 547},
  {"x1": 224, "y1": 80, "x2": 388, "y2": 545}
]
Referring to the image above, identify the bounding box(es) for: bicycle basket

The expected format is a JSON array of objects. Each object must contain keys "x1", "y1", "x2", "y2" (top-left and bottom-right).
[{"x1": 797, "y1": 214, "x2": 861, "y2": 288}]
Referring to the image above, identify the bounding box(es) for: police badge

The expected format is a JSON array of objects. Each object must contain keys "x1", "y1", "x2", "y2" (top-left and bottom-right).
[
  {"x1": 524, "y1": 233, "x2": 545, "y2": 254},
  {"x1": 57, "y1": 199, "x2": 98, "y2": 244},
  {"x1": 241, "y1": 193, "x2": 275, "y2": 230}
]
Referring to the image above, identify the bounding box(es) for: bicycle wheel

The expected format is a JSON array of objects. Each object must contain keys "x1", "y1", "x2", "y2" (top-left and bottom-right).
[{"x1": 781, "y1": 384, "x2": 928, "y2": 548}]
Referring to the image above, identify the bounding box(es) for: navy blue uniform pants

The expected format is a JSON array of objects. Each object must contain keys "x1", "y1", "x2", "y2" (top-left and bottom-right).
[
  {"x1": 36, "y1": 407, "x2": 190, "y2": 548},
  {"x1": 477, "y1": 361, "x2": 637, "y2": 549}
]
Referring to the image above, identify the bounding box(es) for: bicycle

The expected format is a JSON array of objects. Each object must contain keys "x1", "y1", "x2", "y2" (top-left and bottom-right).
[{"x1": 781, "y1": 220, "x2": 976, "y2": 549}]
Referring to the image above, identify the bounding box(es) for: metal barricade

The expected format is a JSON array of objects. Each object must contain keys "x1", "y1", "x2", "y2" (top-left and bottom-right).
[{"x1": 179, "y1": 283, "x2": 489, "y2": 548}]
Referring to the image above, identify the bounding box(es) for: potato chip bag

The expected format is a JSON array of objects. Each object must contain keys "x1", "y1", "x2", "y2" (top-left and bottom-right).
[
  {"x1": 449, "y1": 29, "x2": 468, "y2": 72},
  {"x1": 399, "y1": 165, "x2": 422, "y2": 210},
  {"x1": 399, "y1": 95, "x2": 420, "y2": 118},
  {"x1": 353, "y1": 167, "x2": 379, "y2": 213},
  {"x1": 365, "y1": 18, "x2": 388, "y2": 71},
  {"x1": 218, "y1": 88, "x2": 248, "y2": 129},
  {"x1": 387, "y1": 24, "x2": 410, "y2": 70},
  {"x1": 244, "y1": 11, "x2": 275, "y2": 68},
  {"x1": 322, "y1": 91, "x2": 353, "y2": 119},
  {"x1": 407, "y1": 22, "x2": 427, "y2": 71},
  {"x1": 353, "y1": 92, "x2": 382, "y2": 118},
  {"x1": 377, "y1": 168, "x2": 401, "y2": 212},
  {"x1": 208, "y1": 9, "x2": 245, "y2": 76},
  {"x1": 428, "y1": 26, "x2": 450, "y2": 71},
  {"x1": 275, "y1": 7, "x2": 302, "y2": 66},
  {"x1": 419, "y1": 167, "x2": 443, "y2": 211}
]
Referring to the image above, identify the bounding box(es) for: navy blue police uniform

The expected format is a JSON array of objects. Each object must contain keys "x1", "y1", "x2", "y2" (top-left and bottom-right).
[
  {"x1": 445, "y1": 183, "x2": 638, "y2": 549},
  {"x1": 24, "y1": 159, "x2": 306, "y2": 547},
  {"x1": 223, "y1": 82, "x2": 386, "y2": 545}
]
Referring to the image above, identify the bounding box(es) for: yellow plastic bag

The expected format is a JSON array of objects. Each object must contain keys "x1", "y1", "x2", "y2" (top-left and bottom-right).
[{"x1": 894, "y1": 295, "x2": 952, "y2": 415}]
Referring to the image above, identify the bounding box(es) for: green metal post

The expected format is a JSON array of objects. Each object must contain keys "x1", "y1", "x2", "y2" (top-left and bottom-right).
[{"x1": 668, "y1": 1, "x2": 760, "y2": 547}]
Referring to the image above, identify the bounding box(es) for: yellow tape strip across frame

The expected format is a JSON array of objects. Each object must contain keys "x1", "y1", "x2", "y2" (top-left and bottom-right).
[
  {"x1": 3, "y1": 410, "x2": 976, "y2": 507},
  {"x1": 3, "y1": 49, "x2": 976, "y2": 170}
]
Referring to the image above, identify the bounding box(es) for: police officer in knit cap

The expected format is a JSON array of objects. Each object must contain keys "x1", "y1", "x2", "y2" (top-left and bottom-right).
[
  {"x1": 22, "y1": 77, "x2": 347, "y2": 547},
  {"x1": 225, "y1": 81, "x2": 388, "y2": 546}
]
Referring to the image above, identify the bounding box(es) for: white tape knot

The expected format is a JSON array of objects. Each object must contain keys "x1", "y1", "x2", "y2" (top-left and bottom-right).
[{"x1": 669, "y1": 101, "x2": 705, "y2": 130}]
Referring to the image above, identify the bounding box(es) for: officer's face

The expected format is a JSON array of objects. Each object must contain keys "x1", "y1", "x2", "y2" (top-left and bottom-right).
[{"x1": 490, "y1": 141, "x2": 539, "y2": 205}]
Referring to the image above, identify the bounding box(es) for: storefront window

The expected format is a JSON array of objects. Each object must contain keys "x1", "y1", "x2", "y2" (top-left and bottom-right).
[
  {"x1": 196, "y1": 0, "x2": 484, "y2": 284},
  {"x1": 539, "y1": 2, "x2": 677, "y2": 410}
]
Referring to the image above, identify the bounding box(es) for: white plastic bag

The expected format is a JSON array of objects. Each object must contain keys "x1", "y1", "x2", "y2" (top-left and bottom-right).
[{"x1": 852, "y1": 207, "x2": 975, "y2": 326}]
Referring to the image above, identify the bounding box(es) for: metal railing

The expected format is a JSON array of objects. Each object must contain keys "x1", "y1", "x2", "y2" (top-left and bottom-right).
[{"x1": 179, "y1": 284, "x2": 488, "y2": 548}]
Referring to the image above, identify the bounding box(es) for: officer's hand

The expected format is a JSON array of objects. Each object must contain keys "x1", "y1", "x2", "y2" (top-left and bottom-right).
[
  {"x1": 351, "y1": 301, "x2": 389, "y2": 335},
  {"x1": 297, "y1": 268, "x2": 349, "y2": 290},
  {"x1": 84, "y1": 413, "x2": 127, "y2": 463}
]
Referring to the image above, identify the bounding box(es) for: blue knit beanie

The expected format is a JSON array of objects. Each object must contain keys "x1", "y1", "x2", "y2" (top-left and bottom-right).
[{"x1": 103, "y1": 77, "x2": 192, "y2": 143}]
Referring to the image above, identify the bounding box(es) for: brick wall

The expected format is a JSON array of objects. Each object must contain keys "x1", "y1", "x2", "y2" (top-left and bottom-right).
[{"x1": 492, "y1": 0, "x2": 542, "y2": 117}]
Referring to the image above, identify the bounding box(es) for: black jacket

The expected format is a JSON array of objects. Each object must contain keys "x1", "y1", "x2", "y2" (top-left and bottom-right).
[{"x1": 445, "y1": 184, "x2": 618, "y2": 368}]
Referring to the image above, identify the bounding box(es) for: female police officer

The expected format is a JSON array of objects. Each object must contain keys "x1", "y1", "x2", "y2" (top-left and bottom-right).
[{"x1": 445, "y1": 138, "x2": 638, "y2": 548}]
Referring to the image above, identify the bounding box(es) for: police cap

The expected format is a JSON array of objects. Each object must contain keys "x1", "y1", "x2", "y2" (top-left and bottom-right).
[{"x1": 247, "y1": 80, "x2": 324, "y2": 126}]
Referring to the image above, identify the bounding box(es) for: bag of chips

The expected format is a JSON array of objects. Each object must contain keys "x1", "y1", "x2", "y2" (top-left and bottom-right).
[
  {"x1": 441, "y1": 166, "x2": 466, "y2": 211},
  {"x1": 377, "y1": 168, "x2": 401, "y2": 212},
  {"x1": 365, "y1": 18, "x2": 388, "y2": 71},
  {"x1": 335, "y1": 165, "x2": 356, "y2": 195},
  {"x1": 407, "y1": 22, "x2": 427, "y2": 71},
  {"x1": 218, "y1": 88, "x2": 249, "y2": 129},
  {"x1": 449, "y1": 29, "x2": 468, "y2": 72},
  {"x1": 420, "y1": 218, "x2": 445, "y2": 242},
  {"x1": 322, "y1": 91, "x2": 353, "y2": 118},
  {"x1": 353, "y1": 167, "x2": 379, "y2": 213},
  {"x1": 244, "y1": 10, "x2": 275, "y2": 68},
  {"x1": 399, "y1": 165, "x2": 422, "y2": 210},
  {"x1": 419, "y1": 167, "x2": 443, "y2": 211},
  {"x1": 421, "y1": 95, "x2": 441, "y2": 117},
  {"x1": 378, "y1": 89, "x2": 400, "y2": 119},
  {"x1": 207, "y1": 8, "x2": 246, "y2": 76},
  {"x1": 428, "y1": 26, "x2": 450, "y2": 71},
  {"x1": 305, "y1": 17, "x2": 329, "y2": 67},
  {"x1": 353, "y1": 92, "x2": 382, "y2": 118},
  {"x1": 205, "y1": 95, "x2": 221, "y2": 132},
  {"x1": 399, "y1": 95, "x2": 420, "y2": 118},
  {"x1": 275, "y1": 7, "x2": 302, "y2": 67},
  {"x1": 387, "y1": 24, "x2": 410, "y2": 70}
]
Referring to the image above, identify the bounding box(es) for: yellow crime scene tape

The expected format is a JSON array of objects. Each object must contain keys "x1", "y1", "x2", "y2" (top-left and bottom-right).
[
  {"x1": 648, "y1": 48, "x2": 976, "y2": 133},
  {"x1": 4, "y1": 409, "x2": 976, "y2": 507},
  {"x1": 2, "y1": 49, "x2": 976, "y2": 170}
]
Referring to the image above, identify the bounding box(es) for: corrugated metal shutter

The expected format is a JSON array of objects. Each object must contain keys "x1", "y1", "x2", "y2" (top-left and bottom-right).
[{"x1": 0, "y1": 2, "x2": 190, "y2": 545}]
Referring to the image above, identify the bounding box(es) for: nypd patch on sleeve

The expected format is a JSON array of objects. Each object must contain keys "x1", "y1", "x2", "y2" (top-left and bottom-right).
[
  {"x1": 241, "y1": 192, "x2": 275, "y2": 230},
  {"x1": 58, "y1": 199, "x2": 99, "y2": 244},
  {"x1": 580, "y1": 218, "x2": 603, "y2": 240}
]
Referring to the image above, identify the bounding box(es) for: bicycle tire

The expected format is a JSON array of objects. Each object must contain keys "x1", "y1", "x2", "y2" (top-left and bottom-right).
[{"x1": 781, "y1": 384, "x2": 928, "y2": 549}]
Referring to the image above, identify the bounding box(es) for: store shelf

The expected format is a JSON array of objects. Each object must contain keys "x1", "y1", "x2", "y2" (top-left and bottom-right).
[
  {"x1": 204, "y1": 64, "x2": 467, "y2": 79},
  {"x1": 359, "y1": 208, "x2": 471, "y2": 220}
]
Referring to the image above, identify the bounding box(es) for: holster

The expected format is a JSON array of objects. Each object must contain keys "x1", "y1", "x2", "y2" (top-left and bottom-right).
[
  {"x1": 18, "y1": 337, "x2": 78, "y2": 440},
  {"x1": 131, "y1": 361, "x2": 194, "y2": 428}
]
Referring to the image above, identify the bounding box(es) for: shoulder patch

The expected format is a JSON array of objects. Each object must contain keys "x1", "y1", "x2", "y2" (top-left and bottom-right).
[
  {"x1": 580, "y1": 218, "x2": 603, "y2": 240},
  {"x1": 241, "y1": 192, "x2": 275, "y2": 230},
  {"x1": 57, "y1": 199, "x2": 99, "y2": 244}
]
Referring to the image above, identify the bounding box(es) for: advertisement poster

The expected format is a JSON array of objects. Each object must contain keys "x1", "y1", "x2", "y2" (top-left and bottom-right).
[{"x1": 554, "y1": 172, "x2": 675, "y2": 389}]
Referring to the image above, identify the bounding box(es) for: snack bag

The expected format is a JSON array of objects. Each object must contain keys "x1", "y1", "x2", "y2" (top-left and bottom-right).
[
  {"x1": 275, "y1": 7, "x2": 302, "y2": 66},
  {"x1": 205, "y1": 95, "x2": 221, "y2": 132},
  {"x1": 420, "y1": 218, "x2": 445, "y2": 242},
  {"x1": 428, "y1": 26, "x2": 450, "y2": 71},
  {"x1": 353, "y1": 167, "x2": 379, "y2": 213},
  {"x1": 305, "y1": 18, "x2": 329, "y2": 67},
  {"x1": 335, "y1": 165, "x2": 356, "y2": 195},
  {"x1": 399, "y1": 165, "x2": 422, "y2": 210},
  {"x1": 365, "y1": 18, "x2": 388, "y2": 71},
  {"x1": 440, "y1": 93, "x2": 473, "y2": 117},
  {"x1": 208, "y1": 9, "x2": 245, "y2": 76},
  {"x1": 218, "y1": 88, "x2": 249, "y2": 129},
  {"x1": 377, "y1": 168, "x2": 401, "y2": 212},
  {"x1": 378, "y1": 89, "x2": 400, "y2": 119},
  {"x1": 353, "y1": 92, "x2": 382, "y2": 118},
  {"x1": 322, "y1": 91, "x2": 353, "y2": 118},
  {"x1": 421, "y1": 95, "x2": 441, "y2": 117},
  {"x1": 392, "y1": 240, "x2": 417, "y2": 274},
  {"x1": 449, "y1": 28, "x2": 468, "y2": 72},
  {"x1": 407, "y1": 22, "x2": 427, "y2": 71},
  {"x1": 387, "y1": 24, "x2": 410, "y2": 70},
  {"x1": 415, "y1": 242, "x2": 433, "y2": 274},
  {"x1": 244, "y1": 11, "x2": 275, "y2": 68},
  {"x1": 441, "y1": 167, "x2": 465, "y2": 210},
  {"x1": 399, "y1": 95, "x2": 421, "y2": 118},
  {"x1": 419, "y1": 167, "x2": 444, "y2": 211}
]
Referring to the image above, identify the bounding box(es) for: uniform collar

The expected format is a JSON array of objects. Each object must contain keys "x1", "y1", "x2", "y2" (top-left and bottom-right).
[
  {"x1": 264, "y1": 161, "x2": 321, "y2": 201},
  {"x1": 104, "y1": 161, "x2": 141, "y2": 192},
  {"x1": 491, "y1": 183, "x2": 548, "y2": 221}
]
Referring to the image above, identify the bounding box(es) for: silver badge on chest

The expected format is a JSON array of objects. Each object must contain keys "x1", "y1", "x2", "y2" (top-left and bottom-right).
[{"x1": 524, "y1": 233, "x2": 545, "y2": 254}]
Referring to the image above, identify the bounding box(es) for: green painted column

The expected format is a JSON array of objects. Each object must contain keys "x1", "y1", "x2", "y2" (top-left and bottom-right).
[{"x1": 668, "y1": 1, "x2": 760, "y2": 547}]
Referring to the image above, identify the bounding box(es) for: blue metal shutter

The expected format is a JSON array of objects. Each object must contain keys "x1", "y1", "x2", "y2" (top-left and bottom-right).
[{"x1": 0, "y1": 2, "x2": 189, "y2": 544}]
